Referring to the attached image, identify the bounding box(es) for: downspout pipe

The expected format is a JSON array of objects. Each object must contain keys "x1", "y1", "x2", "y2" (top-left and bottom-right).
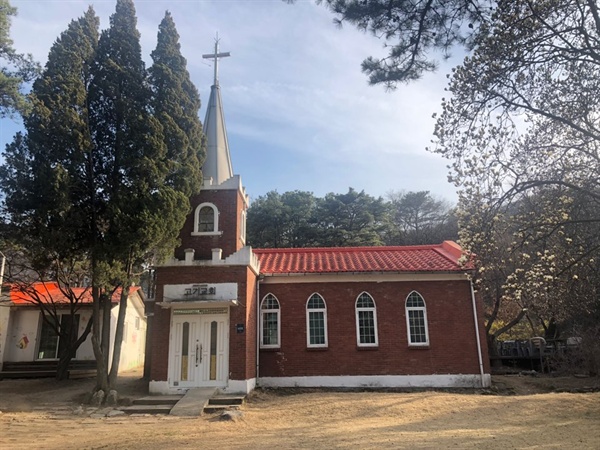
[
  {"x1": 256, "y1": 276, "x2": 260, "y2": 385},
  {"x1": 470, "y1": 279, "x2": 487, "y2": 388},
  {"x1": 0, "y1": 251, "x2": 5, "y2": 296}
]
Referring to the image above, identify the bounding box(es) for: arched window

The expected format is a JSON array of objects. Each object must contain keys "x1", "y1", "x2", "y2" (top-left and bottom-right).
[
  {"x1": 405, "y1": 291, "x2": 429, "y2": 346},
  {"x1": 306, "y1": 293, "x2": 327, "y2": 348},
  {"x1": 260, "y1": 294, "x2": 280, "y2": 348},
  {"x1": 355, "y1": 292, "x2": 378, "y2": 347},
  {"x1": 192, "y1": 203, "x2": 220, "y2": 235},
  {"x1": 198, "y1": 207, "x2": 214, "y2": 231}
]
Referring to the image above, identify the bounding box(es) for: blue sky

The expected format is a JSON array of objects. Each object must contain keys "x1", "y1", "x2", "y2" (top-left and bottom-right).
[{"x1": 2, "y1": 0, "x2": 462, "y2": 203}]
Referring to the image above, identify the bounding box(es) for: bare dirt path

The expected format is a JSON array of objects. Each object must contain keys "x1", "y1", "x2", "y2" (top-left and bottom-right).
[{"x1": 1, "y1": 373, "x2": 599, "y2": 449}]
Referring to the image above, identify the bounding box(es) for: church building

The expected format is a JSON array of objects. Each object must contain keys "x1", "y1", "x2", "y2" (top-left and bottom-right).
[{"x1": 147, "y1": 43, "x2": 491, "y2": 395}]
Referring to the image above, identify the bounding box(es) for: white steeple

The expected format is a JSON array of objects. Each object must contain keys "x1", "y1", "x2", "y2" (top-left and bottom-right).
[{"x1": 201, "y1": 37, "x2": 233, "y2": 186}]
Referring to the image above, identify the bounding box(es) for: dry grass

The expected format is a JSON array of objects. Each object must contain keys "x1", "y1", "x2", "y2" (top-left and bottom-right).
[{"x1": 1, "y1": 372, "x2": 599, "y2": 449}]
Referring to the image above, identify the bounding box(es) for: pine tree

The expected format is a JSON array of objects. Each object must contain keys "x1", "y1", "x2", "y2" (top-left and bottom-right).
[{"x1": 149, "y1": 11, "x2": 205, "y2": 197}]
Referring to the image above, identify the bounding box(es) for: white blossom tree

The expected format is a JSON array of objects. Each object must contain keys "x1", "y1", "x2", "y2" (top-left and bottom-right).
[{"x1": 433, "y1": 0, "x2": 600, "y2": 356}]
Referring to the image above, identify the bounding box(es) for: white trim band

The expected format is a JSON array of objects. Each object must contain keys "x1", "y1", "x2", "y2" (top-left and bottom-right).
[{"x1": 259, "y1": 374, "x2": 491, "y2": 389}]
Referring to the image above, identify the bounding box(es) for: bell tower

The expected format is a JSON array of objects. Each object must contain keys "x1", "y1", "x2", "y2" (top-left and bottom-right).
[
  {"x1": 174, "y1": 38, "x2": 248, "y2": 261},
  {"x1": 150, "y1": 37, "x2": 259, "y2": 396}
]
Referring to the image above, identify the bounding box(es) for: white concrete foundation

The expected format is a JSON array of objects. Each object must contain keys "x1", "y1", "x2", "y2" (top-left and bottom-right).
[
  {"x1": 259, "y1": 374, "x2": 491, "y2": 389},
  {"x1": 149, "y1": 378, "x2": 258, "y2": 395},
  {"x1": 224, "y1": 378, "x2": 256, "y2": 394}
]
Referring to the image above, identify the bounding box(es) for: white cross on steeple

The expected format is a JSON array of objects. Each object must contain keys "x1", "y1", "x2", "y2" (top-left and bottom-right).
[{"x1": 202, "y1": 34, "x2": 230, "y2": 86}]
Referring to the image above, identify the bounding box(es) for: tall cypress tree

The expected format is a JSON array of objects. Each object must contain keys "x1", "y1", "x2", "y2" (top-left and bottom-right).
[
  {"x1": 2, "y1": 0, "x2": 195, "y2": 396},
  {"x1": 3, "y1": 6, "x2": 98, "y2": 255},
  {"x1": 145, "y1": 11, "x2": 205, "y2": 279},
  {"x1": 149, "y1": 11, "x2": 205, "y2": 197},
  {"x1": 0, "y1": 7, "x2": 99, "y2": 380},
  {"x1": 87, "y1": 0, "x2": 189, "y2": 392}
]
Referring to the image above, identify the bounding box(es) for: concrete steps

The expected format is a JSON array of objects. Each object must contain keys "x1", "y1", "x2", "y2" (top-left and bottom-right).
[
  {"x1": 119, "y1": 392, "x2": 246, "y2": 416},
  {"x1": 0, "y1": 361, "x2": 97, "y2": 380},
  {"x1": 120, "y1": 395, "x2": 183, "y2": 415},
  {"x1": 203, "y1": 395, "x2": 245, "y2": 414}
]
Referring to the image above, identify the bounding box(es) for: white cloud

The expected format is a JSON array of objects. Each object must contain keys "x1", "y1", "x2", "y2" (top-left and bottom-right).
[{"x1": 3, "y1": 0, "x2": 460, "y2": 202}]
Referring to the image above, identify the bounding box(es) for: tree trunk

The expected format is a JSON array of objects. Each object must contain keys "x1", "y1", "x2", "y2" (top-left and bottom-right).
[
  {"x1": 92, "y1": 287, "x2": 109, "y2": 394},
  {"x1": 108, "y1": 281, "x2": 130, "y2": 387},
  {"x1": 101, "y1": 293, "x2": 111, "y2": 372},
  {"x1": 487, "y1": 333, "x2": 499, "y2": 358},
  {"x1": 56, "y1": 316, "x2": 93, "y2": 381}
]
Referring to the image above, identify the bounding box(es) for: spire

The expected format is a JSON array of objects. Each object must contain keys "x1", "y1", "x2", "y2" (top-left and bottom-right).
[{"x1": 201, "y1": 36, "x2": 233, "y2": 185}]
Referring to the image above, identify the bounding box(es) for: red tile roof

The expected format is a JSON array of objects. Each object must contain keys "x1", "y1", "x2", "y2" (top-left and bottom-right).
[
  {"x1": 9, "y1": 282, "x2": 140, "y2": 306},
  {"x1": 254, "y1": 241, "x2": 471, "y2": 275}
]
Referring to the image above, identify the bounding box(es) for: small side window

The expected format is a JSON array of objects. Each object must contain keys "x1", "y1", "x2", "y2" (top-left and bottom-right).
[
  {"x1": 192, "y1": 203, "x2": 220, "y2": 236},
  {"x1": 355, "y1": 292, "x2": 378, "y2": 347},
  {"x1": 260, "y1": 294, "x2": 280, "y2": 348},
  {"x1": 405, "y1": 291, "x2": 429, "y2": 346},
  {"x1": 306, "y1": 293, "x2": 327, "y2": 348}
]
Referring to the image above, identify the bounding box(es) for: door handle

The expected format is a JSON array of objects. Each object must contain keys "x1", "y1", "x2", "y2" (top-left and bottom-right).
[{"x1": 196, "y1": 343, "x2": 202, "y2": 365}]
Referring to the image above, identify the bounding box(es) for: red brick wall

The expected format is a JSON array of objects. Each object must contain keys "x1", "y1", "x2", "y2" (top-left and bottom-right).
[
  {"x1": 175, "y1": 189, "x2": 246, "y2": 261},
  {"x1": 150, "y1": 304, "x2": 170, "y2": 381},
  {"x1": 244, "y1": 271, "x2": 258, "y2": 379},
  {"x1": 150, "y1": 265, "x2": 258, "y2": 382},
  {"x1": 258, "y1": 279, "x2": 490, "y2": 378}
]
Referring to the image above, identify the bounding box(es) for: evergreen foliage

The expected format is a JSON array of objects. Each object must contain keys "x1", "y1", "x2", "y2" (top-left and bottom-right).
[
  {"x1": 0, "y1": 0, "x2": 40, "y2": 117},
  {"x1": 149, "y1": 11, "x2": 205, "y2": 198},
  {"x1": 0, "y1": 0, "x2": 203, "y2": 392},
  {"x1": 386, "y1": 190, "x2": 457, "y2": 245},
  {"x1": 247, "y1": 188, "x2": 455, "y2": 248},
  {"x1": 296, "y1": 0, "x2": 494, "y2": 88},
  {"x1": 0, "y1": 7, "x2": 99, "y2": 380},
  {"x1": 315, "y1": 188, "x2": 386, "y2": 247}
]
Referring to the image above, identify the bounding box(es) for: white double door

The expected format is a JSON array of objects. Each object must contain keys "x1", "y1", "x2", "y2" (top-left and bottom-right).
[{"x1": 170, "y1": 312, "x2": 229, "y2": 389}]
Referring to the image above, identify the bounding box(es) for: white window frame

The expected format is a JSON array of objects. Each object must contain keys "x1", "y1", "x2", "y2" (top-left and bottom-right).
[
  {"x1": 260, "y1": 293, "x2": 281, "y2": 349},
  {"x1": 306, "y1": 293, "x2": 328, "y2": 348},
  {"x1": 191, "y1": 202, "x2": 222, "y2": 236},
  {"x1": 240, "y1": 209, "x2": 247, "y2": 245},
  {"x1": 405, "y1": 290, "x2": 430, "y2": 346},
  {"x1": 355, "y1": 292, "x2": 378, "y2": 347}
]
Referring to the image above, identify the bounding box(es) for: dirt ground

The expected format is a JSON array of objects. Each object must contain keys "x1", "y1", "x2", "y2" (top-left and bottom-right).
[{"x1": 1, "y1": 370, "x2": 599, "y2": 449}]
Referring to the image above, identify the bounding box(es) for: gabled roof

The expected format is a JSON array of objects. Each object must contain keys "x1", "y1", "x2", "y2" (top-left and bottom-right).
[
  {"x1": 254, "y1": 241, "x2": 471, "y2": 275},
  {"x1": 9, "y1": 282, "x2": 140, "y2": 306}
]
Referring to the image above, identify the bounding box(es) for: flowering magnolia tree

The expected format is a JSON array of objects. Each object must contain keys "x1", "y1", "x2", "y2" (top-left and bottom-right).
[{"x1": 433, "y1": 0, "x2": 600, "y2": 357}]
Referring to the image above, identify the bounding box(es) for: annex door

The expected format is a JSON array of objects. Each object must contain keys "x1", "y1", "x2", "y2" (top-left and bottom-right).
[{"x1": 169, "y1": 309, "x2": 229, "y2": 389}]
